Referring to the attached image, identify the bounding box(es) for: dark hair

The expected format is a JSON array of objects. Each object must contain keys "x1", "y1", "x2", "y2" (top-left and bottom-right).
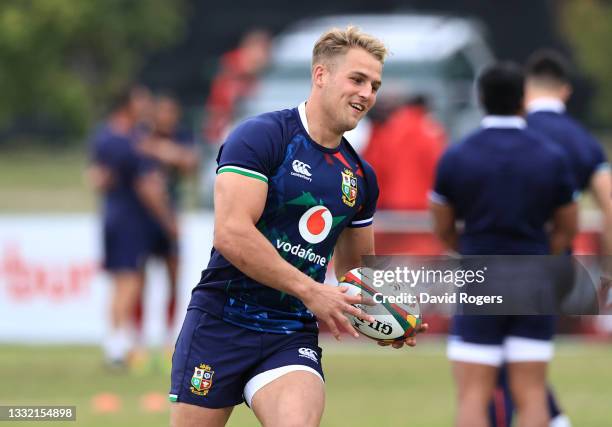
[
  {"x1": 477, "y1": 62, "x2": 525, "y2": 115},
  {"x1": 525, "y1": 49, "x2": 570, "y2": 84},
  {"x1": 107, "y1": 84, "x2": 149, "y2": 114},
  {"x1": 107, "y1": 89, "x2": 133, "y2": 113}
]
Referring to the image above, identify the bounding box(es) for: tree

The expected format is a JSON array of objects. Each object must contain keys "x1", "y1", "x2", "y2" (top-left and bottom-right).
[
  {"x1": 0, "y1": 0, "x2": 185, "y2": 141},
  {"x1": 560, "y1": 0, "x2": 612, "y2": 127}
]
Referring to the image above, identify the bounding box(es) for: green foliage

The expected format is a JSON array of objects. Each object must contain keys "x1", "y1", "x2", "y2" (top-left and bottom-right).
[
  {"x1": 561, "y1": 1, "x2": 612, "y2": 126},
  {"x1": 0, "y1": 0, "x2": 185, "y2": 138}
]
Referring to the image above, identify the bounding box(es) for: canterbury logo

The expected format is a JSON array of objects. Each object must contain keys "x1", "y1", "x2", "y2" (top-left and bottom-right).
[
  {"x1": 292, "y1": 160, "x2": 312, "y2": 177},
  {"x1": 298, "y1": 347, "x2": 318, "y2": 363}
]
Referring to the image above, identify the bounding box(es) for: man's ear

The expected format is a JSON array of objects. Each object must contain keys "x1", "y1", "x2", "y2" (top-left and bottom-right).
[
  {"x1": 560, "y1": 83, "x2": 572, "y2": 103},
  {"x1": 312, "y1": 63, "x2": 327, "y2": 88}
]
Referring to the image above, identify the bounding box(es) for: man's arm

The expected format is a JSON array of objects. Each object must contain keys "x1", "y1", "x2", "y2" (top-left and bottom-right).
[
  {"x1": 589, "y1": 170, "x2": 612, "y2": 307},
  {"x1": 213, "y1": 172, "x2": 374, "y2": 339},
  {"x1": 140, "y1": 137, "x2": 200, "y2": 174},
  {"x1": 549, "y1": 202, "x2": 578, "y2": 254},
  {"x1": 333, "y1": 226, "x2": 375, "y2": 281},
  {"x1": 85, "y1": 164, "x2": 114, "y2": 193},
  {"x1": 135, "y1": 170, "x2": 178, "y2": 239},
  {"x1": 430, "y1": 200, "x2": 458, "y2": 252},
  {"x1": 590, "y1": 170, "x2": 612, "y2": 256}
]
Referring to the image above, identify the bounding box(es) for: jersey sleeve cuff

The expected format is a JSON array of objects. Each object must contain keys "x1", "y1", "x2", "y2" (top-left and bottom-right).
[
  {"x1": 428, "y1": 190, "x2": 448, "y2": 205},
  {"x1": 594, "y1": 162, "x2": 611, "y2": 174},
  {"x1": 348, "y1": 217, "x2": 373, "y2": 228},
  {"x1": 217, "y1": 165, "x2": 268, "y2": 183}
]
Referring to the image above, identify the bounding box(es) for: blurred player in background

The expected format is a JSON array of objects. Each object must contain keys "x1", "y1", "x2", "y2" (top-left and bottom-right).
[
  {"x1": 488, "y1": 49, "x2": 612, "y2": 427},
  {"x1": 525, "y1": 50, "x2": 612, "y2": 260},
  {"x1": 169, "y1": 26, "x2": 426, "y2": 427},
  {"x1": 430, "y1": 62, "x2": 577, "y2": 427},
  {"x1": 136, "y1": 93, "x2": 199, "y2": 350},
  {"x1": 87, "y1": 85, "x2": 177, "y2": 369}
]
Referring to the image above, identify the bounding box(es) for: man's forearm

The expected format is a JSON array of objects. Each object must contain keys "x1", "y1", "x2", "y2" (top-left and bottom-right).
[{"x1": 136, "y1": 174, "x2": 176, "y2": 234}]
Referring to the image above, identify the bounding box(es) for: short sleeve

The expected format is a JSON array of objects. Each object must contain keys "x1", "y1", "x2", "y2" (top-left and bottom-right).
[
  {"x1": 349, "y1": 162, "x2": 379, "y2": 228},
  {"x1": 430, "y1": 147, "x2": 455, "y2": 205},
  {"x1": 216, "y1": 114, "x2": 284, "y2": 183}
]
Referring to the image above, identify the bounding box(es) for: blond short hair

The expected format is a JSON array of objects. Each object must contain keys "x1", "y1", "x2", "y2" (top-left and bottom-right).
[{"x1": 312, "y1": 26, "x2": 388, "y2": 69}]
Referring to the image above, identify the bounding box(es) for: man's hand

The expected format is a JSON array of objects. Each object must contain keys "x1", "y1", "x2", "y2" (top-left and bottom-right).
[
  {"x1": 377, "y1": 322, "x2": 429, "y2": 349},
  {"x1": 86, "y1": 165, "x2": 114, "y2": 192},
  {"x1": 301, "y1": 284, "x2": 375, "y2": 340}
]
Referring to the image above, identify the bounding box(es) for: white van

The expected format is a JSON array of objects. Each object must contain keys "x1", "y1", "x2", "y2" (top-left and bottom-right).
[{"x1": 237, "y1": 13, "x2": 494, "y2": 146}]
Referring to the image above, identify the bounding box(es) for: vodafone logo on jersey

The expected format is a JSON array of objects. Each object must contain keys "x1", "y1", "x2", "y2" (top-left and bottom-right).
[{"x1": 298, "y1": 206, "x2": 332, "y2": 244}]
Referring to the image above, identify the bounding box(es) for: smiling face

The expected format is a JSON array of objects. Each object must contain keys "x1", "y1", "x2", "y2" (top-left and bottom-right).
[{"x1": 316, "y1": 47, "x2": 383, "y2": 134}]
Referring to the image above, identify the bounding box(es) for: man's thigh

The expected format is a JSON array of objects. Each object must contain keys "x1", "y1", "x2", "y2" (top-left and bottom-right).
[
  {"x1": 170, "y1": 403, "x2": 233, "y2": 427},
  {"x1": 169, "y1": 309, "x2": 259, "y2": 408},
  {"x1": 251, "y1": 370, "x2": 325, "y2": 427},
  {"x1": 245, "y1": 331, "x2": 325, "y2": 427}
]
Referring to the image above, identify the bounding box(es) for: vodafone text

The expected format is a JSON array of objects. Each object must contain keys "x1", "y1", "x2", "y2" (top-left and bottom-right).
[{"x1": 276, "y1": 239, "x2": 327, "y2": 266}]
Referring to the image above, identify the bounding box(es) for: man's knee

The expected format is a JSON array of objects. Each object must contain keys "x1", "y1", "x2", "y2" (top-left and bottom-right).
[{"x1": 251, "y1": 371, "x2": 324, "y2": 427}]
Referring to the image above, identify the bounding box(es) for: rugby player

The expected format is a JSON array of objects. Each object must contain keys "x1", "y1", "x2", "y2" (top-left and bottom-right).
[
  {"x1": 88, "y1": 86, "x2": 178, "y2": 367},
  {"x1": 487, "y1": 49, "x2": 612, "y2": 427},
  {"x1": 169, "y1": 26, "x2": 426, "y2": 427},
  {"x1": 430, "y1": 62, "x2": 578, "y2": 427}
]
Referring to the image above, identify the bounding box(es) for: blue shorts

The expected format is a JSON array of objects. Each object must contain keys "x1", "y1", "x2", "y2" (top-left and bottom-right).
[
  {"x1": 103, "y1": 222, "x2": 149, "y2": 272},
  {"x1": 169, "y1": 308, "x2": 324, "y2": 408},
  {"x1": 147, "y1": 221, "x2": 177, "y2": 258},
  {"x1": 447, "y1": 315, "x2": 556, "y2": 366}
]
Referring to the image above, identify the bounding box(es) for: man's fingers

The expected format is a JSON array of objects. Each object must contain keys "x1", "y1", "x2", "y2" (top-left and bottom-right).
[
  {"x1": 404, "y1": 337, "x2": 417, "y2": 347},
  {"x1": 392, "y1": 341, "x2": 404, "y2": 349},
  {"x1": 360, "y1": 294, "x2": 376, "y2": 307},
  {"x1": 345, "y1": 304, "x2": 375, "y2": 323},
  {"x1": 325, "y1": 318, "x2": 341, "y2": 341},
  {"x1": 417, "y1": 323, "x2": 429, "y2": 334},
  {"x1": 335, "y1": 313, "x2": 359, "y2": 338}
]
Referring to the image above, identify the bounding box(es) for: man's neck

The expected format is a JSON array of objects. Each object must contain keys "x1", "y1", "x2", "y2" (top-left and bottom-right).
[
  {"x1": 304, "y1": 99, "x2": 343, "y2": 149},
  {"x1": 109, "y1": 112, "x2": 134, "y2": 135},
  {"x1": 525, "y1": 87, "x2": 565, "y2": 106}
]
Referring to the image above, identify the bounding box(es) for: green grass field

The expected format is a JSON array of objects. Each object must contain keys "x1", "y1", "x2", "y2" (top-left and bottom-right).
[{"x1": 0, "y1": 338, "x2": 610, "y2": 426}]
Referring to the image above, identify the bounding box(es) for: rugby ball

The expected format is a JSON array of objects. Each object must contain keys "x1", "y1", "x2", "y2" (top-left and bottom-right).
[{"x1": 339, "y1": 267, "x2": 421, "y2": 342}]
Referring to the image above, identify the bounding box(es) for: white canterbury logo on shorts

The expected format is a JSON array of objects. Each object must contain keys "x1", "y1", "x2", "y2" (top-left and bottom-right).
[
  {"x1": 291, "y1": 160, "x2": 313, "y2": 182},
  {"x1": 298, "y1": 347, "x2": 318, "y2": 363}
]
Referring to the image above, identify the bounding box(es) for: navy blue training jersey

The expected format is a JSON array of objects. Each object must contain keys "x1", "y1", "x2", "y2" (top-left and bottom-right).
[
  {"x1": 527, "y1": 99, "x2": 609, "y2": 192},
  {"x1": 431, "y1": 116, "x2": 576, "y2": 255},
  {"x1": 190, "y1": 103, "x2": 379, "y2": 334},
  {"x1": 90, "y1": 123, "x2": 157, "y2": 226}
]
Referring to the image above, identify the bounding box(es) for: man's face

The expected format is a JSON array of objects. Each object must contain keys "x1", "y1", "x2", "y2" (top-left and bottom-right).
[
  {"x1": 154, "y1": 97, "x2": 180, "y2": 134},
  {"x1": 130, "y1": 87, "x2": 153, "y2": 122},
  {"x1": 319, "y1": 48, "x2": 383, "y2": 133}
]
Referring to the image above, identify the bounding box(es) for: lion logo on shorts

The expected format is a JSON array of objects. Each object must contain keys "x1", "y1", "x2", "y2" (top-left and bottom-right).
[{"x1": 190, "y1": 363, "x2": 215, "y2": 396}]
